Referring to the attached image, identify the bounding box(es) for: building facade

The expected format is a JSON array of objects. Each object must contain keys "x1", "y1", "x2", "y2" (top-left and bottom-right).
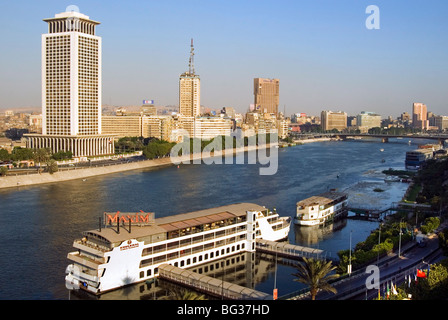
[
  {"x1": 26, "y1": 9, "x2": 115, "y2": 157},
  {"x1": 254, "y1": 78, "x2": 279, "y2": 115},
  {"x1": 433, "y1": 116, "x2": 448, "y2": 131},
  {"x1": 356, "y1": 111, "x2": 381, "y2": 132},
  {"x1": 412, "y1": 103, "x2": 429, "y2": 130},
  {"x1": 179, "y1": 40, "x2": 200, "y2": 117},
  {"x1": 179, "y1": 76, "x2": 200, "y2": 117},
  {"x1": 321, "y1": 110, "x2": 347, "y2": 132},
  {"x1": 102, "y1": 115, "x2": 175, "y2": 142}
]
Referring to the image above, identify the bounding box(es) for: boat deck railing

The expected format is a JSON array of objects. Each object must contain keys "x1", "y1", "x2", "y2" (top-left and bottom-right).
[
  {"x1": 255, "y1": 239, "x2": 336, "y2": 261},
  {"x1": 158, "y1": 263, "x2": 272, "y2": 300}
]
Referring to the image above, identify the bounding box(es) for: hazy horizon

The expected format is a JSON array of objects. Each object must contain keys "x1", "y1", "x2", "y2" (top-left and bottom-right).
[{"x1": 1, "y1": 0, "x2": 447, "y2": 118}]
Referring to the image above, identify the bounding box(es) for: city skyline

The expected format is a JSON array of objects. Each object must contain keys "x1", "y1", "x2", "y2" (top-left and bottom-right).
[{"x1": 1, "y1": 1, "x2": 447, "y2": 117}]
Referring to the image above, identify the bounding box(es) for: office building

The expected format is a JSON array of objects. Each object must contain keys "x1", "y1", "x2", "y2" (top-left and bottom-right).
[
  {"x1": 254, "y1": 78, "x2": 279, "y2": 115},
  {"x1": 412, "y1": 103, "x2": 429, "y2": 130},
  {"x1": 321, "y1": 110, "x2": 347, "y2": 132},
  {"x1": 433, "y1": 116, "x2": 448, "y2": 131},
  {"x1": 102, "y1": 114, "x2": 175, "y2": 142},
  {"x1": 356, "y1": 111, "x2": 381, "y2": 132},
  {"x1": 179, "y1": 116, "x2": 232, "y2": 141},
  {"x1": 26, "y1": 8, "x2": 115, "y2": 157}
]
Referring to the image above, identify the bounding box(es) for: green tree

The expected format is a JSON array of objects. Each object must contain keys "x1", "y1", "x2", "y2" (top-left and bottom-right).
[
  {"x1": 421, "y1": 217, "x2": 440, "y2": 234},
  {"x1": 52, "y1": 151, "x2": 73, "y2": 161},
  {"x1": 292, "y1": 257, "x2": 339, "y2": 300},
  {"x1": 407, "y1": 259, "x2": 448, "y2": 300},
  {"x1": 142, "y1": 140, "x2": 175, "y2": 159},
  {"x1": 47, "y1": 159, "x2": 58, "y2": 174},
  {"x1": 0, "y1": 148, "x2": 11, "y2": 161},
  {"x1": 33, "y1": 148, "x2": 51, "y2": 167},
  {"x1": 0, "y1": 166, "x2": 8, "y2": 177},
  {"x1": 116, "y1": 136, "x2": 145, "y2": 153},
  {"x1": 439, "y1": 230, "x2": 448, "y2": 255},
  {"x1": 11, "y1": 147, "x2": 34, "y2": 161}
]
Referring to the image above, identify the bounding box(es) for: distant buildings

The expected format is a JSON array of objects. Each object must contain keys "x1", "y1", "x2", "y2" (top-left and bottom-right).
[
  {"x1": 100, "y1": 40, "x2": 233, "y2": 143},
  {"x1": 321, "y1": 110, "x2": 347, "y2": 132},
  {"x1": 254, "y1": 78, "x2": 280, "y2": 115},
  {"x1": 183, "y1": 116, "x2": 233, "y2": 141},
  {"x1": 432, "y1": 115, "x2": 448, "y2": 131}
]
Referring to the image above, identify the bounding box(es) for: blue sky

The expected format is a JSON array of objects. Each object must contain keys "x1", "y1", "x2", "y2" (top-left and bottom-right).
[{"x1": 0, "y1": 0, "x2": 447, "y2": 117}]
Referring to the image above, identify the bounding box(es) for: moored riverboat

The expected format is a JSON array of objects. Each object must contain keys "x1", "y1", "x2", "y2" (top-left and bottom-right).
[
  {"x1": 65, "y1": 203, "x2": 290, "y2": 295},
  {"x1": 294, "y1": 191, "x2": 348, "y2": 226}
]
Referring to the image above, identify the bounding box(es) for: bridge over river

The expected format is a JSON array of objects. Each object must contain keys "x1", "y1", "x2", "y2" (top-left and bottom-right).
[
  {"x1": 157, "y1": 239, "x2": 335, "y2": 300},
  {"x1": 291, "y1": 132, "x2": 448, "y2": 145}
]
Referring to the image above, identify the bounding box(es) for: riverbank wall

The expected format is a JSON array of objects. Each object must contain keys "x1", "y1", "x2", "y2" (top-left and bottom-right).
[
  {"x1": 293, "y1": 137, "x2": 333, "y2": 144},
  {"x1": 0, "y1": 145, "x2": 266, "y2": 190}
]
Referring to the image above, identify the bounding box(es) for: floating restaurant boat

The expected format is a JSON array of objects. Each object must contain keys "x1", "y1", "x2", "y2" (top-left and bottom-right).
[
  {"x1": 294, "y1": 191, "x2": 348, "y2": 226},
  {"x1": 65, "y1": 203, "x2": 291, "y2": 295}
]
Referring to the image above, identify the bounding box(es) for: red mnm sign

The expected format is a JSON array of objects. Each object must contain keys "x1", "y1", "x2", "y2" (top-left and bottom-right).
[{"x1": 104, "y1": 211, "x2": 155, "y2": 226}]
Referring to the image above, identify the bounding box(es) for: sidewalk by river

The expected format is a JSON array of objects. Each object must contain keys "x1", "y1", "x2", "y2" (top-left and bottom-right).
[{"x1": 0, "y1": 145, "x2": 265, "y2": 190}]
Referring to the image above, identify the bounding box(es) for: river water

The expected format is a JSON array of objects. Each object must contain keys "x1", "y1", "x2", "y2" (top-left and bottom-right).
[{"x1": 0, "y1": 138, "x2": 423, "y2": 300}]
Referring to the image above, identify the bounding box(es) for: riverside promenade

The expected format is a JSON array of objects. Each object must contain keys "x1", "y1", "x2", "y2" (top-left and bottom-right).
[{"x1": 0, "y1": 144, "x2": 266, "y2": 190}]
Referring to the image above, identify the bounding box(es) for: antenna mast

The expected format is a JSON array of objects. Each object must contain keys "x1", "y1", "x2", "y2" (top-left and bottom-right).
[{"x1": 188, "y1": 38, "x2": 195, "y2": 75}]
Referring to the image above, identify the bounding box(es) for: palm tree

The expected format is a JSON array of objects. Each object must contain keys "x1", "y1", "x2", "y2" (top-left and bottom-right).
[
  {"x1": 161, "y1": 288, "x2": 207, "y2": 300},
  {"x1": 33, "y1": 148, "x2": 51, "y2": 168},
  {"x1": 292, "y1": 257, "x2": 339, "y2": 300}
]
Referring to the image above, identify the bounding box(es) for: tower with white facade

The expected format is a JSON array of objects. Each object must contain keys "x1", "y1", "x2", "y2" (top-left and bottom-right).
[{"x1": 26, "y1": 7, "x2": 115, "y2": 158}]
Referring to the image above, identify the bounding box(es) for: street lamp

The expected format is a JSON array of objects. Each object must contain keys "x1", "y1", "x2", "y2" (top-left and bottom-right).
[
  {"x1": 377, "y1": 223, "x2": 382, "y2": 266},
  {"x1": 398, "y1": 219, "x2": 403, "y2": 258},
  {"x1": 348, "y1": 230, "x2": 352, "y2": 276}
]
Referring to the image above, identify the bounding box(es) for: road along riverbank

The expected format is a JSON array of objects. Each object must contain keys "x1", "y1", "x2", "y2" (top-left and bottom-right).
[{"x1": 0, "y1": 144, "x2": 268, "y2": 189}]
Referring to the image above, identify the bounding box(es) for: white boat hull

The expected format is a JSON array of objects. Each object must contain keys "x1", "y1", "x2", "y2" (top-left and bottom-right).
[{"x1": 65, "y1": 204, "x2": 291, "y2": 295}]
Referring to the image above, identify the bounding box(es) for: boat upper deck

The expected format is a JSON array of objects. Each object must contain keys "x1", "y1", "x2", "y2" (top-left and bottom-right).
[
  {"x1": 82, "y1": 203, "x2": 267, "y2": 247},
  {"x1": 296, "y1": 191, "x2": 347, "y2": 209}
]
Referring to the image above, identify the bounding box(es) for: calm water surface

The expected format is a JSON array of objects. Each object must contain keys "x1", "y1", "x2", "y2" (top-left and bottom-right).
[{"x1": 0, "y1": 139, "x2": 421, "y2": 299}]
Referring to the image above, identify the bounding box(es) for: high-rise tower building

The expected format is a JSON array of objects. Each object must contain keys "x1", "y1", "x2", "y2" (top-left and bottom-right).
[
  {"x1": 26, "y1": 8, "x2": 115, "y2": 157},
  {"x1": 412, "y1": 103, "x2": 429, "y2": 130},
  {"x1": 254, "y1": 78, "x2": 279, "y2": 115},
  {"x1": 179, "y1": 39, "x2": 200, "y2": 117}
]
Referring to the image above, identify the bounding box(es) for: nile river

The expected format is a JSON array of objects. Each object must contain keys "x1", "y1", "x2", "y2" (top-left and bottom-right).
[{"x1": 0, "y1": 138, "x2": 423, "y2": 299}]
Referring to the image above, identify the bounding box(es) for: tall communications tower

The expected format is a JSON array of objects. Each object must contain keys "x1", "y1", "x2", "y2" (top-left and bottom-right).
[
  {"x1": 179, "y1": 39, "x2": 200, "y2": 117},
  {"x1": 188, "y1": 38, "x2": 195, "y2": 75}
]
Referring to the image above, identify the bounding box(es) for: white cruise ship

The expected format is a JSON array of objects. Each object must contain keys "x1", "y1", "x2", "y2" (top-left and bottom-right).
[
  {"x1": 294, "y1": 191, "x2": 348, "y2": 226},
  {"x1": 65, "y1": 203, "x2": 290, "y2": 295}
]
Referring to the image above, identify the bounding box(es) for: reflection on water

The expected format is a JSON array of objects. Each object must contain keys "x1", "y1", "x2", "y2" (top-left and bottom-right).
[
  {"x1": 294, "y1": 219, "x2": 347, "y2": 246},
  {"x1": 68, "y1": 252, "x2": 263, "y2": 300}
]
